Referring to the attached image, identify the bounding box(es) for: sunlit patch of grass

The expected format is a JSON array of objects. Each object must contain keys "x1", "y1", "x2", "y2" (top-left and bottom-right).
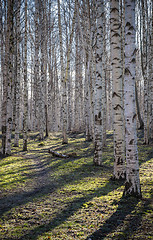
[
  {"x1": 62, "y1": 176, "x2": 108, "y2": 194},
  {"x1": 0, "y1": 130, "x2": 153, "y2": 239},
  {"x1": 139, "y1": 159, "x2": 153, "y2": 198},
  {"x1": 0, "y1": 155, "x2": 34, "y2": 190}
]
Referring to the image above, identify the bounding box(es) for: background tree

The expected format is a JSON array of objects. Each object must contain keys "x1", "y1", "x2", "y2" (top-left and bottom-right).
[
  {"x1": 93, "y1": 0, "x2": 103, "y2": 166},
  {"x1": 23, "y1": 0, "x2": 28, "y2": 151},
  {"x1": 14, "y1": 0, "x2": 21, "y2": 147}
]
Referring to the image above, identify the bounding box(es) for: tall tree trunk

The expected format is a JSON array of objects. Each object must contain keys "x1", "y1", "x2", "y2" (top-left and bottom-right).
[
  {"x1": 150, "y1": 2, "x2": 153, "y2": 140},
  {"x1": 5, "y1": 0, "x2": 14, "y2": 155},
  {"x1": 23, "y1": 0, "x2": 28, "y2": 151},
  {"x1": 135, "y1": 82, "x2": 144, "y2": 129},
  {"x1": 110, "y1": 0, "x2": 126, "y2": 180},
  {"x1": 1, "y1": 1, "x2": 7, "y2": 155},
  {"x1": 141, "y1": 0, "x2": 149, "y2": 144},
  {"x1": 102, "y1": 2, "x2": 107, "y2": 147},
  {"x1": 123, "y1": 0, "x2": 141, "y2": 198},
  {"x1": 0, "y1": 0, "x2": 2, "y2": 131},
  {"x1": 74, "y1": 28, "x2": 79, "y2": 131},
  {"x1": 93, "y1": 0, "x2": 103, "y2": 166},
  {"x1": 34, "y1": 0, "x2": 40, "y2": 133},
  {"x1": 58, "y1": 0, "x2": 68, "y2": 144},
  {"x1": 67, "y1": 0, "x2": 72, "y2": 132},
  {"x1": 14, "y1": 0, "x2": 21, "y2": 147}
]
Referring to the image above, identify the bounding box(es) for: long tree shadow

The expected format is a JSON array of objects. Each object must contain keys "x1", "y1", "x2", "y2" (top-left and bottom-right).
[
  {"x1": 0, "y1": 140, "x2": 152, "y2": 219},
  {"x1": 85, "y1": 196, "x2": 152, "y2": 240},
  {"x1": 0, "y1": 130, "x2": 152, "y2": 239},
  {"x1": 0, "y1": 154, "x2": 113, "y2": 217},
  {"x1": 17, "y1": 179, "x2": 124, "y2": 240},
  {"x1": 0, "y1": 183, "x2": 56, "y2": 216}
]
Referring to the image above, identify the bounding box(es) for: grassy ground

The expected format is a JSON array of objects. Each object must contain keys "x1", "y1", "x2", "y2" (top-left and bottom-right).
[{"x1": 0, "y1": 130, "x2": 152, "y2": 240}]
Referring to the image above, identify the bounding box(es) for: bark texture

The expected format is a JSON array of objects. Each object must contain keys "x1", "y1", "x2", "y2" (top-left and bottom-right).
[
  {"x1": 93, "y1": 0, "x2": 103, "y2": 166},
  {"x1": 110, "y1": 0, "x2": 126, "y2": 179},
  {"x1": 123, "y1": 0, "x2": 141, "y2": 198}
]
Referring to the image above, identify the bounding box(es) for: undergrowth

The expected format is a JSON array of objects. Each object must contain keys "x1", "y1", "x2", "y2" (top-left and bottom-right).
[{"x1": 0, "y1": 130, "x2": 152, "y2": 239}]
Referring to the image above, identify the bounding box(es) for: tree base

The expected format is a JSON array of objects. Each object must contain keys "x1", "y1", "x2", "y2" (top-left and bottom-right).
[
  {"x1": 0, "y1": 152, "x2": 11, "y2": 158},
  {"x1": 123, "y1": 181, "x2": 142, "y2": 199},
  {"x1": 110, "y1": 174, "x2": 126, "y2": 181},
  {"x1": 23, "y1": 148, "x2": 27, "y2": 151},
  {"x1": 23, "y1": 143, "x2": 28, "y2": 151},
  {"x1": 93, "y1": 161, "x2": 103, "y2": 167},
  {"x1": 14, "y1": 144, "x2": 19, "y2": 147}
]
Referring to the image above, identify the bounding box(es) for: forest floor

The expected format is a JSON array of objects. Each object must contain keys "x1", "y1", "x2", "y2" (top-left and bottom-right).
[{"x1": 0, "y1": 130, "x2": 153, "y2": 240}]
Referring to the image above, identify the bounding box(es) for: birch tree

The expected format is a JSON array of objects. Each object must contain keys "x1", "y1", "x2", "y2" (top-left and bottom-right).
[
  {"x1": 58, "y1": 0, "x2": 68, "y2": 144},
  {"x1": 4, "y1": 0, "x2": 14, "y2": 155},
  {"x1": 14, "y1": 0, "x2": 21, "y2": 147},
  {"x1": 23, "y1": 0, "x2": 28, "y2": 151},
  {"x1": 0, "y1": 0, "x2": 2, "y2": 131},
  {"x1": 150, "y1": 2, "x2": 153, "y2": 140},
  {"x1": 141, "y1": 0, "x2": 149, "y2": 144},
  {"x1": 74, "y1": 19, "x2": 83, "y2": 132},
  {"x1": 1, "y1": 1, "x2": 7, "y2": 155},
  {"x1": 93, "y1": 0, "x2": 103, "y2": 166},
  {"x1": 123, "y1": 0, "x2": 141, "y2": 198},
  {"x1": 110, "y1": 0, "x2": 126, "y2": 179}
]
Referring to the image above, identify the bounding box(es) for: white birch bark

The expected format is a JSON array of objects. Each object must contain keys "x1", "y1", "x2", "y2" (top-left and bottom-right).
[
  {"x1": 82, "y1": 2, "x2": 94, "y2": 141},
  {"x1": 34, "y1": 0, "x2": 40, "y2": 133},
  {"x1": 1, "y1": 2, "x2": 7, "y2": 155},
  {"x1": 14, "y1": 0, "x2": 21, "y2": 147},
  {"x1": 74, "y1": 27, "x2": 80, "y2": 132},
  {"x1": 58, "y1": 0, "x2": 68, "y2": 144},
  {"x1": 150, "y1": 3, "x2": 153, "y2": 139},
  {"x1": 0, "y1": 0, "x2": 2, "y2": 131},
  {"x1": 39, "y1": 0, "x2": 47, "y2": 140},
  {"x1": 74, "y1": 19, "x2": 83, "y2": 132},
  {"x1": 123, "y1": 0, "x2": 141, "y2": 198},
  {"x1": 54, "y1": 50, "x2": 61, "y2": 131},
  {"x1": 93, "y1": 0, "x2": 103, "y2": 166},
  {"x1": 135, "y1": 2, "x2": 144, "y2": 130},
  {"x1": 85, "y1": 61, "x2": 92, "y2": 141},
  {"x1": 5, "y1": 0, "x2": 14, "y2": 155},
  {"x1": 23, "y1": 0, "x2": 28, "y2": 151},
  {"x1": 67, "y1": 0, "x2": 72, "y2": 132},
  {"x1": 102, "y1": 2, "x2": 107, "y2": 147},
  {"x1": 87, "y1": 0, "x2": 95, "y2": 142},
  {"x1": 76, "y1": 0, "x2": 89, "y2": 136},
  {"x1": 141, "y1": 0, "x2": 149, "y2": 144},
  {"x1": 110, "y1": 0, "x2": 126, "y2": 179}
]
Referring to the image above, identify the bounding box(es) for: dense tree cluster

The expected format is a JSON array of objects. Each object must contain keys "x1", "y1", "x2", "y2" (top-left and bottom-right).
[{"x1": 0, "y1": 0, "x2": 153, "y2": 198}]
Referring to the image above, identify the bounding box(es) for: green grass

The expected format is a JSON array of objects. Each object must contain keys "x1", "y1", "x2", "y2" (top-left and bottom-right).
[{"x1": 0, "y1": 130, "x2": 152, "y2": 239}]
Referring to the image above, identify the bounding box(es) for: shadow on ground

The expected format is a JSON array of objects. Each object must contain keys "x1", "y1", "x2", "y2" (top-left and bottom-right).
[
  {"x1": 85, "y1": 193, "x2": 153, "y2": 240},
  {"x1": 17, "y1": 179, "x2": 124, "y2": 240}
]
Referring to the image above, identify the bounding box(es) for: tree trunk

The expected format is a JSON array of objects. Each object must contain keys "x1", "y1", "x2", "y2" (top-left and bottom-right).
[
  {"x1": 5, "y1": 0, "x2": 14, "y2": 155},
  {"x1": 141, "y1": 0, "x2": 149, "y2": 144},
  {"x1": 150, "y1": 2, "x2": 153, "y2": 140},
  {"x1": 123, "y1": 0, "x2": 141, "y2": 198},
  {"x1": 110, "y1": 0, "x2": 126, "y2": 180},
  {"x1": 14, "y1": 0, "x2": 21, "y2": 147},
  {"x1": 93, "y1": 0, "x2": 103, "y2": 166},
  {"x1": 23, "y1": 0, "x2": 28, "y2": 151},
  {"x1": 135, "y1": 82, "x2": 144, "y2": 129},
  {"x1": 58, "y1": 0, "x2": 68, "y2": 144}
]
